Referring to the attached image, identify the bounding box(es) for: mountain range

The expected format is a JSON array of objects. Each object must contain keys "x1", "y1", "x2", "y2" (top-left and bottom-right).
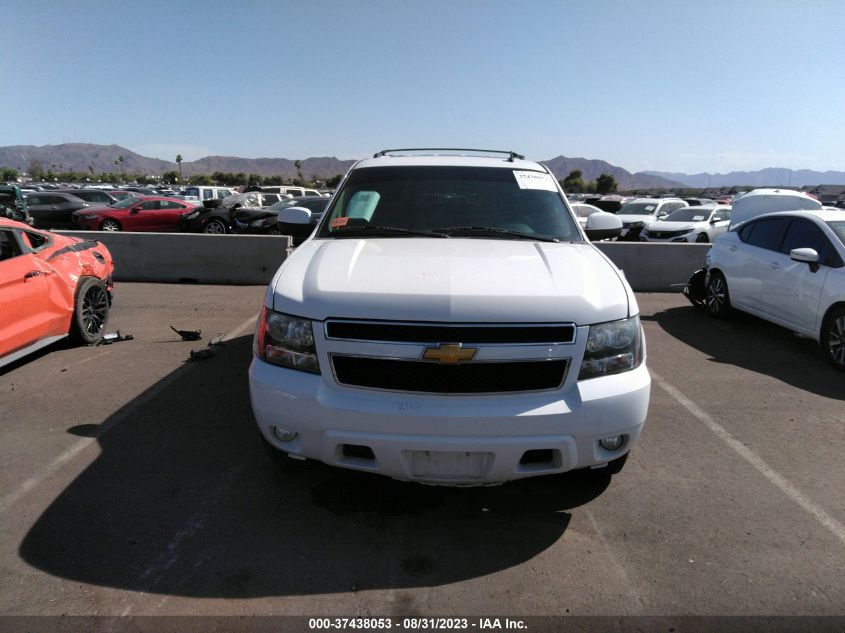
[
  {"x1": 645, "y1": 168, "x2": 845, "y2": 188},
  {"x1": 2, "y1": 143, "x2": 842, "y2": 189}
]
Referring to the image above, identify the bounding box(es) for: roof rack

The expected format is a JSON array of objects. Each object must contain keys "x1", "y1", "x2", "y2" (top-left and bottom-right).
[{"x1": 373, "y1": 148, "x2": 525, "y2": 162}]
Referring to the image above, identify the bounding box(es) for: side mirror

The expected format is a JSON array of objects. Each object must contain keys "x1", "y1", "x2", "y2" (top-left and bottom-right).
[
  {"x1": 585, "y1": 211, "x2": 623, "y2": 241},
  {"x1": 790, "y1": 247, "x2": 820, "y2": 272},
  {"x1": 278, "y1": 207, "x2": 312, "y2": 225},
  {"x1": 657, "y1": 211, "x2": 668, "y2": 218},
  {"x1": 710, "y1": 217, "x2": 719, "y2": 224}
]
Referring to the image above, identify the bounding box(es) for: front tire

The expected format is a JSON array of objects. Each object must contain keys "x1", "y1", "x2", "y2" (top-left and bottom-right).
[
  {"x1": 695, "y1": 232, "x2": 710, "y2": 243},
  {"x1": 100, "y1": 219, "x2": 121, "y2": 231},
  {"x1": 705, "y1": 271, "x2": 732, "y2": 318},
  {"x1": 203, "y1": 219, "x2": 228, "y2": 234},
  {"x1": 71, "y1": 277, "x2": 110, "y2": 344},
  {"x1": 822, "y1": 307, "x2": 845, "y2": 372}
]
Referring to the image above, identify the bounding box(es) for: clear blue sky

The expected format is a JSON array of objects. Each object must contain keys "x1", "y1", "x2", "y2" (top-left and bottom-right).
[{"x1": 4, "y1": 0, "x2": 844, "y2": 174}]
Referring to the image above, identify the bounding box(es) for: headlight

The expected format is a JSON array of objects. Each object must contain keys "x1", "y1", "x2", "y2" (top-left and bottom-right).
[
  {"x1": 185, "y1": 211, "x2": 200, "y2": 220},
  {"x1": 250, "y1": 219, "x2": 265, "y2": 227},
  {"x1": 254, "y1": 307, "x2": 320, "y2": 374},
  {"x1": 579, "y1": 316, "x2": 643, "y2": 380},
  {"x1": 679, "y1": 228, "x2": 694, "y2": 235}
]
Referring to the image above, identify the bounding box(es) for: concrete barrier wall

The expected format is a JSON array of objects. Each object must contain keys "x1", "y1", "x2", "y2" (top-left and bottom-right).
[
  {"x1": 594, "y1": 242, "x2": 709, "y2": 292},
  {"x1": 56, "y1": 231, "x2": 292, "y2": 285},
  {"x1": 55, "y1": 232, "x2": 708, "y2": 291}
]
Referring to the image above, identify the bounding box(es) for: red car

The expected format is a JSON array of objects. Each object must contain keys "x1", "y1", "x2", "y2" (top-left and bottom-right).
[
  {"x1": 72, "y1": 196, "x2": 196, "y2": 232},
  {"x1": 0, "y1": 218, "x2": 114, "y2": 369}
]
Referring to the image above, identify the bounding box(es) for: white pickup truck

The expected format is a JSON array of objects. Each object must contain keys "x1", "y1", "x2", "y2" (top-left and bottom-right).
[{"x1": 249, "y1": 149, "x2": 649, "y2": 485}]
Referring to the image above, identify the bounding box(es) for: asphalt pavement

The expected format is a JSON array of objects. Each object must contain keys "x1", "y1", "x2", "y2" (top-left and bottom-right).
[{"x1": 0, "y1": 284, "x2": 843, "y2": 623}]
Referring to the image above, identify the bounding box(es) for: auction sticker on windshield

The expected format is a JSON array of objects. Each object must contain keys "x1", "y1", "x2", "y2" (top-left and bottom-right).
[{"x1": 513, "y1": 170, "x2": 558, "y2": 192}]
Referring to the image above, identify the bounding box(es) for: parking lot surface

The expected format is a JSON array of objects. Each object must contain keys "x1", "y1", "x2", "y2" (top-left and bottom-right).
[{"x1": 1, "y1": 284, "x2": 843, "y2": 617}]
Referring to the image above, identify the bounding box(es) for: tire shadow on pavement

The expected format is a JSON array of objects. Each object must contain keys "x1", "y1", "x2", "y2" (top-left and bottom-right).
[{"x1": 19, "y1": 335, "x2": 609, "y2": 598}]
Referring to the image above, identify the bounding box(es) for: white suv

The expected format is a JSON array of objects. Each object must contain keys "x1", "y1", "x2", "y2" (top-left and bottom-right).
[{"x1": 249, "y1": 149, "x2": 650, "y2": 485}]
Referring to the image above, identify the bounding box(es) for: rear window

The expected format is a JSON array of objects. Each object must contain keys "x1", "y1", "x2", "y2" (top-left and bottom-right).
[{"x1": 319, "y1": 166, "x2": 580, "y2": 241}]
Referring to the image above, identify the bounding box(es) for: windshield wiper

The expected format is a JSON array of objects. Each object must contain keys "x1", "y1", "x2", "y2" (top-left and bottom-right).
[
  {"x1": 433, "y1": 226, "x2": 560, "y2": 243},
  {"x1": 331, "y1": 225, "x2": 450, "y2": 238}
]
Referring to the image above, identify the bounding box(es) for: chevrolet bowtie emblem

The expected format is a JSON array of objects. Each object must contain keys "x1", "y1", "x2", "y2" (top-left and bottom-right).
[{"x1": 421, "y1": 343, "x2": 477, "y2": 364}]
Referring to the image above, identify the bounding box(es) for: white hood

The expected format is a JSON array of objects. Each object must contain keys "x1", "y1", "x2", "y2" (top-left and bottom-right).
[{"x1": 271, "y1": 238, "x2": 632, "y2": 325}]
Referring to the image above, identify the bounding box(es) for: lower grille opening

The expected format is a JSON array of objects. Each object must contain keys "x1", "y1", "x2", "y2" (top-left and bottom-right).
[
  {"x1": 520, "y1": 449, "x2": 554, "y2": 465},
  {"x1": 342, "y1": 444, "x2": 375, "y2": 460}
]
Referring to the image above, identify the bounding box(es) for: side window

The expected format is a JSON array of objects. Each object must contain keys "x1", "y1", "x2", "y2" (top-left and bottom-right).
[
  {"x1": 26, "y1": 196, "x2": 41, "y2": 205},
  {"x1": 290, "y1": 190, "x2": 302, "y2": 197},
  {"x1": 781, "y1": 218, "x2": 843, "y2": 268},
  {"x1": 304, "y1": 200, "x2": 328, "y2": 212},
  {"x1": 22, "y1": 231, "x2": 50, "y2": 251},
  {"x1": 203, "y1": 190, "x2": 214, "y2": 200},
  {"x1": 0, "y1": 230, "x2": 22, "y2": 261},
  {"x1": 745, "y1": 217, "x2": 790, "y2": 251},
  {"x1": 738, "y1": 222, "x2": 755, "y2": 243},
  {"x1": 139, "y1": 200, "x2": 159, "y2": 210}
]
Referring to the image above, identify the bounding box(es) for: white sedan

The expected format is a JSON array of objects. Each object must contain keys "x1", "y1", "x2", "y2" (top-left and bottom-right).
[
  {"x1": 705, "y1": 210, "x2": 845, "y2": 370},
  {"x1": 641, "y1": 205, "x2": 731, "y2": 243}
]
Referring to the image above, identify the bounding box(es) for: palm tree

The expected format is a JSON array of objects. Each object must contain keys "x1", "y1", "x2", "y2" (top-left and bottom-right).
[
  {"x1": 295, "y1": 159, "x2": 303, "y2": 184},
  {"x1": 176, "y1": 154, "x2": 183, "y2": 181}
]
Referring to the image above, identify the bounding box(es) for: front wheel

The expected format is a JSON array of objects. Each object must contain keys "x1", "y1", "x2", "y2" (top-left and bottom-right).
[
  {"x1": 695, "y1": 232, "x2": 710, "y2": 243},
  {"x1": 705, "y1": 271, "x2": 732, "y2": 318},
  {"x1": 822, "y1": 308, "x2": 845, "y2": 371},
  {"x1": 100, "y1": 219, "x2": 121, "y2": 231},
  {"x1": 203, "y1": 219, "x2": 227, "y2": 234},
  {"x1": 71, "y1": 277, "x2": 110, "y2": 344}
]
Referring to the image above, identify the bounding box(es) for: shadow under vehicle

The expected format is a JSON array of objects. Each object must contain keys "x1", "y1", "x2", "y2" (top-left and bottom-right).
[{"x1": 20, "y1": 334, "x2": 609, "y2": 598}]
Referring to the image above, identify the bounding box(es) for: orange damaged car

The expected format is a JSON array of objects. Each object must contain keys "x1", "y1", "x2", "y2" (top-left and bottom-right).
[{"x1": 0, "y1": 218, "x2": 114, "y2": 369}]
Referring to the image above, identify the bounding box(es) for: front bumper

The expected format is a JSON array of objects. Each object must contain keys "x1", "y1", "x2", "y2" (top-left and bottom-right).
[{"x1": 249, "y1": 359, "x2": 650, "y2": 485}]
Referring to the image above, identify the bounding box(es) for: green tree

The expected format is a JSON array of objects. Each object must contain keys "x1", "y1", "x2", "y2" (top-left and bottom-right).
[
  {"x1": 294, "y1": 159, "x2": 303, "y2": 182},
  {"x1": 595, "y1": 173, "x2": 618, "y2": 195},
  {"x1": 1, "y1": 167, "x2": 20, "y2": 181},
  {"x1": 325, "y1": 174, "x2": 343, "y2": 188},
  {"x1": 175, "y1": 154, "x2": 183, "y2": 180},
  {"x1": 162, "y1": 170, "x2": 179, "y2": 183},
  {"x1": 562, "y1": 169, "x2": 585, "y2": 193},
  {"x1": 189, "y1": 174, "x2": 212, "y2": 185},
  {"x1": 247, "y1": 173, "x2": 263, "y2": 187}
]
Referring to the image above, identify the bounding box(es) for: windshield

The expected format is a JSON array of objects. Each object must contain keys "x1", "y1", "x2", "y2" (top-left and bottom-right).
[
  {"x1": 111, "y1": 196, "x2": 140, "y2": 208},
  {"x1": 618, "y1": 202, "x2": 659, "y2": 216},
  {"x1": 664, "y1": 208, "x2": 712, "y2": 222},
  {"x1": 317, "y1": 166, "x2": 581, "y2": 242},
  {"x1": 828, "y1": 221, "x2": 845, "y2": 246}
]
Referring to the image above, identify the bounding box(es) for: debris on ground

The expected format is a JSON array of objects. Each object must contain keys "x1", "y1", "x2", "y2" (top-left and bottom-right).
[
  {"x1": 170, "y1": 326, "x2": 202, "y2": 341},
  {"x1": 188, "y1": 347, "x2": 215, "y2": 361},
  {"x1": 95, "y1": 331, "x2": 134, "y2": 346},
  {"x1": 208, "y1": 334, "x2": 225, "y2": 347}
]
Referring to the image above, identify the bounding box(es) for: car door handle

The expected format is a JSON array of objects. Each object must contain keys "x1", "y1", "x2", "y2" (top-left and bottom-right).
[{"x1": 24, "y1": 270, "x2": 41, "y2": 279}]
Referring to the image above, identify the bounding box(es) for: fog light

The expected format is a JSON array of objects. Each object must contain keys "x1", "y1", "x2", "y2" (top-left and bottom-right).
[
  {"x1": 272, "y1": 427, "x2": 298, "y2": 443},
  {"x1": 599, "y1": 435, "x2": 624, "y2": 451}
]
